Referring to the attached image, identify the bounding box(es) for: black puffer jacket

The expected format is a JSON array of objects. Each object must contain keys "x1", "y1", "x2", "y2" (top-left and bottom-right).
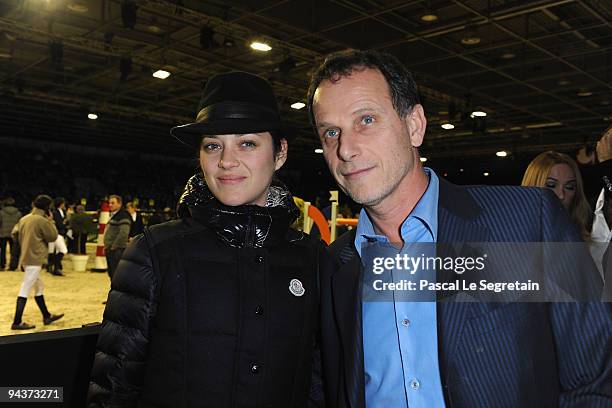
[{"x1": 88, "y1": 174, "x2": 331, "y2": 408}]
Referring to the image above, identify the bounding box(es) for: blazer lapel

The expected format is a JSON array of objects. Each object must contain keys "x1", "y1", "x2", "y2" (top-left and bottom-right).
[
  {"x1": 331, "y1": 253, "x2": 365, "y2": 408},
  {"x1": 436, "y1": 179, "x2": 489, "y2": 391}
]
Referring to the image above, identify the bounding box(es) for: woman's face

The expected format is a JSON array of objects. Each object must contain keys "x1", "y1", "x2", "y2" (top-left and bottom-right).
[
  {"x1": 546, "y1": 163, "x2": 576, "y2": 210},
  {"x1": 199, "y1": 132, "x2": 287, "y2": 207}
]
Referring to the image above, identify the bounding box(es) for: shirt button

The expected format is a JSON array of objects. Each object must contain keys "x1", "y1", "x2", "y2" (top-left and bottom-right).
[
  {"x1": 410, "y1": 378, "x2": 420, "y2": 390},
  {"x1": 402, "y1": 319, "x2": 410, "y2": 327},
  {"x1": 255, "y1": 305, "x2": 264, "y2": 316},
  {"x1": 255, "y1": 256, "x2": 264, "y2": 264},
  {"x1": 250, "y1": 364, "x2": 260, "y2": 374}
]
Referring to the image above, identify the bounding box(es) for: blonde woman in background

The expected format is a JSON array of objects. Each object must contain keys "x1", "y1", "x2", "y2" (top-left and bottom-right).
[{"x1": 522, "y1": 151, "x2": 592, "y2": 241}]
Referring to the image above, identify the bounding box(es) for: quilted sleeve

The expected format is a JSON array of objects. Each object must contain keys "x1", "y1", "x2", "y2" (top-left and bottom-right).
[{"x1": 87, "y1": 233, "x2": 160, "y2": 407}]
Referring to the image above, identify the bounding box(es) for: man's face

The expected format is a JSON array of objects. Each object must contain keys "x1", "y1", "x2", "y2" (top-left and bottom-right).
[
  {"x1": 312, "y1": 68, "x2": 426, "y2": 207},
  {"x1": 108, "y1": 198, "x2": 120, "y2": 212}
]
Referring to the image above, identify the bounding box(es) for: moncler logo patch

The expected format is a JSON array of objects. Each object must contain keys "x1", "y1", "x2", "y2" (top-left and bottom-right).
[{"x1": 289, "y1": 279, "x2": 305, "y2": 297}]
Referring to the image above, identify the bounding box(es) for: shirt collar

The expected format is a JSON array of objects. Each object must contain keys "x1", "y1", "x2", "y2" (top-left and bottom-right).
[
  {"x1": 355, "y1": 167, "x2": 439, "y2": 253},
  {"x1": 595, "y1": 188, "x2": 606, "y2": 212}
]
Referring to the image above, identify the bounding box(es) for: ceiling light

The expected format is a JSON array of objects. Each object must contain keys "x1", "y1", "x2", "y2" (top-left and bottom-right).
[
  {"x1": 152, "y1": 69, "x2": 171, "y2": 79},
  {"x1": 250, "y1": 41, "x2": 272, "y2": 52},
  {"x1": 67, "y1": 2, "x2": 88, "y2": 12},
  {"x1": 223, "y1": 37, "x2": 235, "y2": 47},
  {"x1": 441, "y1": 122, "x2": 454, "y2": 130},
  {"x1": 557, "y1": 79, "x2": 571, "y2": 86},
  {"x1": 148, "y1": 25, "x2": 162, "y2": 34},
  {"x1": 462, "y1": 37, "x2": 480, "y2": 45},
  {"x1": 314, "y1": 148, "x2": 323, "y2": 154},
  {"x1": 291, "y1": 102, "x2": 305, "y2": 110},
  {"x1": 461, "y1": 27, "x2": 481, "y2": 45},
  {"x1": 483, "y1": 172, "x2": 490, "y2": 177},
  {"x1": 577, "y1": 89, "x2": 592, "y2": 97},
  {"x1": 501, "y1": 52, "x2": 515, "y2": 59},
  {"x1": 88, "y1": 113, "x2": 98, "y2": 120},
  {"x1": 420, "y1": 157, "x2": 428, "y2": 162},
  {"x1": 471, "y1": 110, "x2": 487, "y2": 118},
  {"x1": 496, "y1": 150, "x2": 508, "y2": 157},
  {"x1": 459, "y1": 168, "x2": 464, "y2": 172},
  {"x1": 421, "y1": 13, "x2": 438, "y2": 22}
]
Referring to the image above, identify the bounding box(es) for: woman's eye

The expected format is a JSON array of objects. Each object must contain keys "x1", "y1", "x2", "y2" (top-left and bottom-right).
[
  {"x1": 361, "y1": 115, "x2": 374, "y2": 125},
  {"x1": 203, "y1": 143, "x2": 220, "y2": 152},
  {"x1": 241, "y1": 140, "x2": 256, "y2": 148},
  {"x1": 565, "y1": 184, "x2": 575, "y2": 191},
  {"x1": 324, "y1": 128, "x2": 340, "y2": 138},
  {"x1": 545, "y1": 182, "x2": 556, "y2": 189}
]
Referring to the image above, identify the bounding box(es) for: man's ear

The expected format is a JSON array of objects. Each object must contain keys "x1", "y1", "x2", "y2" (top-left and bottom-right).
[
  {"x1": 275, "y1": 139, "x2": 289, "y2": 170},
  {"x1": 405, "y1": 104, "x2": 427, "y2": 148}
]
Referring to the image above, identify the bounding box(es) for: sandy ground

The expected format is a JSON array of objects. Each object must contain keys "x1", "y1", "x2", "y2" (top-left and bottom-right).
[{"x1": 0, "y1": 244, "x2": 110, "y2": 337}]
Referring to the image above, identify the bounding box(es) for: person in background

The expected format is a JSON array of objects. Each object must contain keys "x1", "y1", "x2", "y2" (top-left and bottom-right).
[
  {"x1": 69, "y1": 205, "x2": 90, "y2": 255},
  {"x1": 11, "y1": 194, "x2": 64, "y2": 330},
  {"x1": 47, "y1": 197, "x2": 69, "y2": 275},
  {"x1": 522, "y1": 151, "x2": 592, "y2": 241},
  {"x1": 161, "y1": 206, "x2": 174, "y2": 222},
  {"x1": 576, "y1": 125, "x2": 612, "y2": 207},
  {"x1": 65, "y1": 203, "x2": 75, "y2": 253},
  {"x1": 589, "y1": 126, "x2": 612, "y2": 283},
  {"x1": 0, "y1": 197, "x2": 22, "y2": 270},
  {"x1": 103, "y1": 195, "x2": 130, "y2": 280},
  {"x1": 126, "y1": 201, "x2": 144, "y2": 240}
]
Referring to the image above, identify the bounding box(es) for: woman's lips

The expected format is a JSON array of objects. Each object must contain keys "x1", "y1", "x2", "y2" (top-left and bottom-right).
[{"x1": 218, "y1": 176, "x2": 246, "y2": 185}]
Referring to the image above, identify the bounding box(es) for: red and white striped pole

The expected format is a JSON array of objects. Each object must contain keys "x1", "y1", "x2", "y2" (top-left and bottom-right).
[{"x1": 91, "y1": 201, "x2": 110, "y2": 272}]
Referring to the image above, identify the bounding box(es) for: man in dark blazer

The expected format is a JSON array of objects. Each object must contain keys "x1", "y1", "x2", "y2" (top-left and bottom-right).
[
  {"x1": 307, "y1": 50, "x2": 611, "y2": 407},
  {"x1": 48, "y1": 196, "x2": 68, "y2": 275}
]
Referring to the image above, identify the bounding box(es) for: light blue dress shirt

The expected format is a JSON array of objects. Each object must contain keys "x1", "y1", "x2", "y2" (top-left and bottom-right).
[{"x1": 356, "y1": 168, "x2": 446, "y2": 408}]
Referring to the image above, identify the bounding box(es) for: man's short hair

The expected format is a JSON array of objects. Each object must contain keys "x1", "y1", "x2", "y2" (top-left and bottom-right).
[
  {"x1": 33, "y1": 195, "x2": 53, "y2": 212},
  {"x1": 54, "y1": 197, "x2": 66, "y2": 207},
  {"x1": 307, "y1": 50, "x2": 420, "y2": 126},
  {"x1": 3, "y1": 197, "x2": 15, "y2": 206},
  {"x1": 109, "y1": 195, "x2": 122, "y2": 204}
]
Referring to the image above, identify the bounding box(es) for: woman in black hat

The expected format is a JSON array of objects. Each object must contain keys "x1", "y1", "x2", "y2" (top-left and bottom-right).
[{"x1": 88, "y1": 72, "x2": 329, "y2": 407}]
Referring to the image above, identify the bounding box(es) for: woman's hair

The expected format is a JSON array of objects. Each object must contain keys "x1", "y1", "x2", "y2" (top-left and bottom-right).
[
  {"x1": 268, "y1": 131, "x2": 285, "y2": 159},
  {"x1": 521, "y1": 151, "x2": 591, "y2": 240}
]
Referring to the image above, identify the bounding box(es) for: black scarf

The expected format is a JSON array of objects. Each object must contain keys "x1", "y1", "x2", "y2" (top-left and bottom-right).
[{"x1": 177, "y1": 173, "x2": 300, "y2": 248}]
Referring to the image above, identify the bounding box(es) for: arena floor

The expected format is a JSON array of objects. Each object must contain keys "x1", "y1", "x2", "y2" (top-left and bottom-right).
[{"x1": 0, "y1": 244, "x2": 109, "y2": 337}]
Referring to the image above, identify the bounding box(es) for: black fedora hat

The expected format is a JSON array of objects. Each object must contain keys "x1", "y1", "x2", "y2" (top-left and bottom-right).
[{"x1": 171, "y1": 71, "x2": 298, "y2": 146}]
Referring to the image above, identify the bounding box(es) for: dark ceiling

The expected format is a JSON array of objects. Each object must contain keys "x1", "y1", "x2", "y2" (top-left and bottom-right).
[{"x1": 0, "y1": 0, "x2": 610, "y2": 159}]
